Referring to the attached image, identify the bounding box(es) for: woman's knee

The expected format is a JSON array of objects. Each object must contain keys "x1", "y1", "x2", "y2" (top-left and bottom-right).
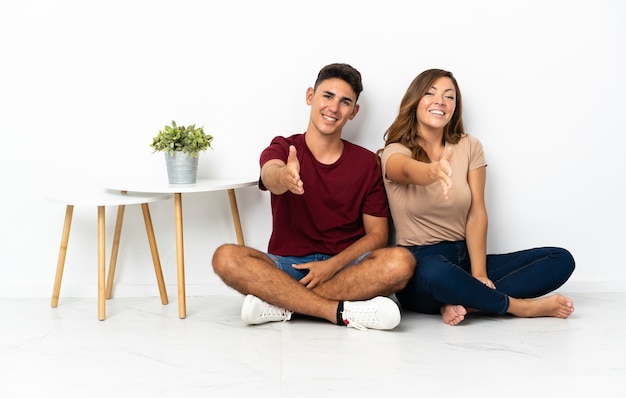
[
  {"x1": 552, "y1": 247, "x2": 576, "y2": 276},
  {"x1": 416, "y1": 256, "x2": 451, "y2": 280}
]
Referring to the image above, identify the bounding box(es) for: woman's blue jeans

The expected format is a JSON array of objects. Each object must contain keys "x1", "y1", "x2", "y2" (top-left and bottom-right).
[{"x1": 396, "y1": 241, "x2": 575, "y2": 315}]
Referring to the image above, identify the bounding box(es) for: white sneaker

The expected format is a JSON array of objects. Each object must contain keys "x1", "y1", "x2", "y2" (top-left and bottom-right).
[
  {"x1": 241, "y1": 294, "x2": 293, "y2": 325},
  {"x1": 341, "y1": 296, "x2": 401, "y2": 331}
]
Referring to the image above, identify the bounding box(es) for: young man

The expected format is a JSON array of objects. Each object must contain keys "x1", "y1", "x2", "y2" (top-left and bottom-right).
[{"x1": 212, "y1": 63, "x2": 415, "y2": 331}]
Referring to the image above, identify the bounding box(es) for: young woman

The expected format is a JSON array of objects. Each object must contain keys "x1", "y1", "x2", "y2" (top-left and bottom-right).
[{"x1": 379, "y1": 69, "x2": 575, "y2": 326}]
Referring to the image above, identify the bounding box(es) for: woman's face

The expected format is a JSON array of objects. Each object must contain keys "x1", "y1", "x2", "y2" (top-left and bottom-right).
[{"x1": 416, "y1": 76, "x2": 456, "y2": 131}]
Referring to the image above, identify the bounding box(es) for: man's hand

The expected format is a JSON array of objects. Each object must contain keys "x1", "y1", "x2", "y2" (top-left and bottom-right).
[
  {"x1": 285, "y1": 145, "x2": 304, "y2": 195},
  {"x1": 294, "y1": 260, "x2": 338, "y2": 289},
  {"x1": 261, "y1": 145, "x2": 305, "y2": 195}
]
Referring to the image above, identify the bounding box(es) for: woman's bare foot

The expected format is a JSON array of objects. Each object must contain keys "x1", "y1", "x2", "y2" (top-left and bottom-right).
[
  {"x1": 508, "y1": 294, "x2": 574, "y2": 319},
  {"x1": 441, "y1": 304, "x2": 467, "y2": 326}
]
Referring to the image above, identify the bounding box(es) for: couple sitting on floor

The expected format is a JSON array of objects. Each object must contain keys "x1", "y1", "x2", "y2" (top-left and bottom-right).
[{"x1": 211, "y1": 63, "x2": 575, "y2": 331}]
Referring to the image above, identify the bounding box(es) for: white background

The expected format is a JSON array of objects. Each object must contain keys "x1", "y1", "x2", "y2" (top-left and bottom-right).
[{"x1": 1, "y1": 0, "x2": 624, "y2": 298}]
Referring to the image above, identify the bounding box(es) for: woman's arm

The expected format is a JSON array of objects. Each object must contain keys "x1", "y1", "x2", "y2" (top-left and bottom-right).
[
  {"x1": 385, "y1": 151, "x2": 454, "y2": 197},
  {"x1": 465, "y1": 166, "x2": 490, "y2": 284}
]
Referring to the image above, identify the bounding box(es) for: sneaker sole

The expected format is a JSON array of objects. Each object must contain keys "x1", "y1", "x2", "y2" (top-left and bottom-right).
[{"x1": 240, "y1": 294, "x2": 256, "y2": 325}]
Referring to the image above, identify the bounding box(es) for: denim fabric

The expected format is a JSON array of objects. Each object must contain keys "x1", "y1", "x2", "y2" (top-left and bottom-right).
[
  {"x1": 266, "y1": 252, "x2": 370, "y2": 281},
  {"x1": 396, "y1": 241, "x2": 575, "y2": 315}
]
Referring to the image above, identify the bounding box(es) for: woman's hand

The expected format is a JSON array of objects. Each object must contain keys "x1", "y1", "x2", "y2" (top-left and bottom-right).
[
  {"x1": 476, "y1": 276, "x2": 495, "y2": 289},
  {"x1": 430, "y1": 148, "x2": 454, "y2": 199}
]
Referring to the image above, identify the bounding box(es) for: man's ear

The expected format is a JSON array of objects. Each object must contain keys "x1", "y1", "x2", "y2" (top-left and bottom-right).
[
  {"x1": 306, "y1": 87, "x2": 314, "y2": 105},
  {"x1": 348, "y1": 103, "x2": 360, "y2": 120}
]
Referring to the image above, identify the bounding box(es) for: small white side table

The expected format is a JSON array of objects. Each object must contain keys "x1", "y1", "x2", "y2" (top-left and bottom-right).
[
  {"x1": 106, "y1": 177, "x2": 257, "y2": 319},
  {"x1": 46, "y1": 188, "x2": 172, "y2": 320}
]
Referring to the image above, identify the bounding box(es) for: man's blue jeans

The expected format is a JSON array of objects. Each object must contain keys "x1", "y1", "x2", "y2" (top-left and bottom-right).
[
  {"x1": 266, "y1": 252, "x2": 369, "y2": 281},
  {"x1": 396, "y1": 241, "x2": 575, "y2": 315}
]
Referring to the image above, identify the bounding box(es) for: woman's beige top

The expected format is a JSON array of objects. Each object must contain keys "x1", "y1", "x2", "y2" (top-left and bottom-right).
[{"x1": 381, "y1": 134, "x2": 487, "y2": 246}]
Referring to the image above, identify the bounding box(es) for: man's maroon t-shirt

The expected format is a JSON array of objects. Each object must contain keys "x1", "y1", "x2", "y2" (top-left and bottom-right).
[{"x1": 259, "y1": 133, "x2": 389, "y2": 256}]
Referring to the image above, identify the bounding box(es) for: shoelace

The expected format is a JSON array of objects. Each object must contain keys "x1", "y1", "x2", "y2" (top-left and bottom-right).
[
  {"x1": 342, "y1": 308, "x2": 379, "y2": 331},
  {"x1": 261, "y1": 304, "x2": 292, "y2": 322}
]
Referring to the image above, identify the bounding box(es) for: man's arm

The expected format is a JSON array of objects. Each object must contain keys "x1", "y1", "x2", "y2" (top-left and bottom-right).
[
  {"x1": 295, "y1": 213, "x2": 389, "y2": 288},
  {"x1": 260, "y1": 145, "x2": 304, "y2": 195},
  {"x1": 324, "y1": 213, "x2": 388, "y2": 271}
]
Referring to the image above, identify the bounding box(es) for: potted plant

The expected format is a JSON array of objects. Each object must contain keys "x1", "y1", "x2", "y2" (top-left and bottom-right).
[{"x1": 150, "y1": 120, "x2": 214, "y2": 184}]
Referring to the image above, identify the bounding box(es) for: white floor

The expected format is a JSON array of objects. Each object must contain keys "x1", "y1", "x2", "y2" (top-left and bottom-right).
[{"x1": 1, "y1": 292, "x2": 624, "y2": 398}]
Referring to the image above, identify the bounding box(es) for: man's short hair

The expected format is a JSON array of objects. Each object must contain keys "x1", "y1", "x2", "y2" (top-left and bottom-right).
[{"x1": 314, "y1": 63, "x2": 363, "y2": 101}]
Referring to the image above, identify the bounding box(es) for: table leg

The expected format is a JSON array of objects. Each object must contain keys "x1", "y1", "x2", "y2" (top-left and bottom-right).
[
  {"x1": 227, "y1": 188, "x2": 245, "y2": 246},
  {"x1": 105, "y1": 204, "x2": 126, "y2": 299},
  {"x1": 141, "y1": 203, "x2": 169, "y2": 305},
  {"x1": 97, "y1": 205, "x2": 106, "y2": 321},
  {"x1": 51, "y1": 205, "x2": 74, "y2": 308},
  {"x1": 174, "y1": 193, "x2": 186, "y2": 319}
]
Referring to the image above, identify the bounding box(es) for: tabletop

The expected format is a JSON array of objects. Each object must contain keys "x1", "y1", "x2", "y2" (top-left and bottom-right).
[
  {"x1": 45, "y1": 188, "x2": 172, "y2": 207},
  {"x1": 105, "y1": 177, "x2": 258, "y2": 194}
]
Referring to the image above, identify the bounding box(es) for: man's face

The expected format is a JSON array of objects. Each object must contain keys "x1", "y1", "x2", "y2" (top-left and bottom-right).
[{"x1": 306, "y1": 78, "x2": 359, "y2": 137}]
